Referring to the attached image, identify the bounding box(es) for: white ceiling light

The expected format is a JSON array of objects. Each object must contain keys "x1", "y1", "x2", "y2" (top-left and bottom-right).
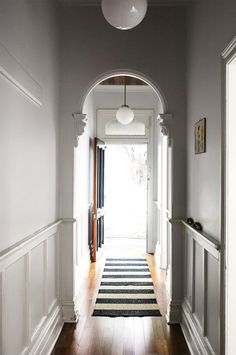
[
  {"x1": 101, "y1": 0, "x2": 148, "y2": 30},
  {"x1": 116, "y1": 82, "x2": 134, "y2": 125}
]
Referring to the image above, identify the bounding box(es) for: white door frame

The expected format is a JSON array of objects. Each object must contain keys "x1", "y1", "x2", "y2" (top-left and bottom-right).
[
  {"x1": 221, "y1": 35, "x2": 236, "y2": 355},
  {"x1": 102, "y1": 136, "x2": 154, "y2": 254},
  {"x1": 160, "y1": 134, "x2": 168, "y2": 269},
  {"x1": 154, "y1": 114, "x2": 173, "y2": 271}
]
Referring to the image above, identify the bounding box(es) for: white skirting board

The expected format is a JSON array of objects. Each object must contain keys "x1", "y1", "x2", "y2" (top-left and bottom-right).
[
  {"x1": 181, "y1": 301, "x2": 216, "y2": 355},
  {"x1": 62, "y1": 302, "x2": 78, "y2": 323},
  {"x1": 26, "y1": 302, "x2": 63, "y2": 355},
  {"x1": 74, "y1": 250, "x2": 91, "y2": 317},
  {"x1": 166, "y1": 300, "x2": 182, "y2": 324}
]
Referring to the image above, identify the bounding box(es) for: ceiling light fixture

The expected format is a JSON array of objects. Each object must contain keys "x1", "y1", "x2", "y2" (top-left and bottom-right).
[
  {"x1": 101, "y1": 0, "x2": 148, "y2": 30},
  {"x1": 116, "y1": 81, "x2": 134, "y2": 125}
]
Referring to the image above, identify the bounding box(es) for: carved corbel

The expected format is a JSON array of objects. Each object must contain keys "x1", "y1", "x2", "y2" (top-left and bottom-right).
[
  {"x1": 72, "y1": 113, "x2": 88, "y2": 147},
  {"x1": 157, "y1": 113, "x2": 173, "y2": 145}
]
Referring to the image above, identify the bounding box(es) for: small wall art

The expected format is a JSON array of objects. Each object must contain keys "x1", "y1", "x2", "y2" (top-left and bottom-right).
[{"x1": 195, "y1": 117, "x2": 206, "y2": 154}]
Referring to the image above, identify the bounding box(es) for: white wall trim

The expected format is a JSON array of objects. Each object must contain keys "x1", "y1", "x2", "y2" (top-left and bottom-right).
[
  {"x1": 0, "y1": 272, "x2": 3, "y2": 355},
  {"x1": 157, "y1": 113, "x2": 173, "y2": 138},
  {"x1": 166, "y1": 299, "x2": 182, "y2": 324},
  {"x1": 61, "y1": 218, "x2": 76, "y2": 223},
  {"x1": 0, "y1": 41, "x2": 42, "y2": 106},
  {"x1": 222, "y1": 36, "x2": 236, "y2": 60},
  {"x1": 0, "y1": 220, "x2": 61, "y2": 265},
  {"x1": 221, "y1": 35, "x2": 236, "y2": 355},
  {"x1": 170, "y1": 219, "x2": 220, "y2": 260},
  {"x1": 0, "y1": 221, "x2": 63, "y2": 355},
  {"x1": 181, "y1": 300, "x2": 216, "y2": 355},
  {"x1": 27, "y1": 301, "x2": 63, "y2": 355},
  {"x1": 79, "y1": 69, "x2": 167, "y2": 114},
  {"x1": 62, "y1": 302, "x2": 77, "y2": 322},
  {"x1": 74, "y1": 249, "x2": 91, "y2": 315},
  {"x1": 180, "y1": 219, "x2": 221, "y2": 355},
  {"x1": 72, "y1": 113, "x2": 88, "y2": 147}
]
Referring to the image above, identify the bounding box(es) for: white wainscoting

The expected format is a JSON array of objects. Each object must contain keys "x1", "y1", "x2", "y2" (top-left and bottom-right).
[
  {"x1": 73, "y1": 204, "x2": 92, "y2": 316},
  {"x1": 154, "y1": 201, "x2": 162, "y2": 267},
  {"x1": 0, "y1": 220, "x2": 63, "y2": 355},
  {"x1": 180, "y1": 221, "x2": 221, "y2": 355}
]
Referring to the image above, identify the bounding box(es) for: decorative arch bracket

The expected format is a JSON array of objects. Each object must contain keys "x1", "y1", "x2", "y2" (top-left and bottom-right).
[
  {"x1": 157, "y1": 113, "x2": 173, "y2": 146},
  {"x1": 72, "y1": 113, "x2": 88, "y2": 147}
]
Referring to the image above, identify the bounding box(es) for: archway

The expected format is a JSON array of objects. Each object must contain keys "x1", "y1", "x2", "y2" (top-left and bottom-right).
[
  {"x1": 79, "y1": 69, "x2": 167, "y2": 114},
  {"x1": 72, "y1": 69, "x2": 174, "y2": 319}
]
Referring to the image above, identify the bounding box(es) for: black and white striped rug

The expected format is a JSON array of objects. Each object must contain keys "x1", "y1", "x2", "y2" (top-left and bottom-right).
[{"x1": 92, "y1": 258, "x2": 161, "y2": 317}]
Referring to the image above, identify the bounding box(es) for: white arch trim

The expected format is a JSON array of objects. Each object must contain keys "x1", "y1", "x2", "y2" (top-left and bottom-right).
[
  {"x1": 79, "y1": 68, "x2": 168, "y2": 113},
  {"x1": 73, "y1": 69, "x2": 169, "y2": 145}
]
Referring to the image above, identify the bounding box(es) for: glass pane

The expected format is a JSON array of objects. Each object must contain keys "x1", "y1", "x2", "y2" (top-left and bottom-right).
[{"x1": 105, "y1": 119, "x2": 146, "y2": 136}]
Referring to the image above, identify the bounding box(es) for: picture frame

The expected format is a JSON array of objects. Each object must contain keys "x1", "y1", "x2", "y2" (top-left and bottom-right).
[{"x1": 195, "y1": 117, "x2": 206, "y2": 154}]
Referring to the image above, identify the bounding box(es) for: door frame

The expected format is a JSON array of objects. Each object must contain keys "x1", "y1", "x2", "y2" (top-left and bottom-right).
[
  {"x1": 103, "y1": 137, "x2": 153, "y2": 254},
  {"x1": 221, "y1": 35, "x2": 236, "y2": 355}
]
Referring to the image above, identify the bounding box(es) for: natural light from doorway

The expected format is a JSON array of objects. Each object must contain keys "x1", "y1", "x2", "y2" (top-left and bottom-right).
[{"x1": 104, "y1": 144, "x2": 147, "y2": 240}]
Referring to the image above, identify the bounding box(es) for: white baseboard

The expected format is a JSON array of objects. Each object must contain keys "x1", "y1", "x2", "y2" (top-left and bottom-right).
[
  {"x1": 181, "y1": 301, "x2": 216, "y2": 355},
  {"x1": 62, "y1": 302, "x2": 77, "y2": 323},
  {"x1": 166, "y1": 300, "x2": 182, "y2": 324},
  {"x1": 28, "y1": 302, "x2": 63, "y2": 355},
  {"x1": 74, "y1": 251, "x2": 91, "y2": 315}
]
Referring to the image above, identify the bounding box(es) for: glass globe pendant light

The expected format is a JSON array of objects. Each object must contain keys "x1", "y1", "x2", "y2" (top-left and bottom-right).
[
  {"x1": 101, "y1": 0, "x2": 147, "y2": 30},
  {"x1": 116, "y1": 81, "x2": 134, "y2": 125}
]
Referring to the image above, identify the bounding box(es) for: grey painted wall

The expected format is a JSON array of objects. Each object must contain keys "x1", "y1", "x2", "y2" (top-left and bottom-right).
[
  {"x1": 59, "y1": 4, "x2": 187, "y2": 221},
  {"x1": 0, "y1": 0, "x2": 59, "y2": 251},
  {"x1": 186, "y1": 0, "x2": 236, "y2": 240},
  {"x1": 58, "y1": 5, "x2": 187, "y2": 305},
  {"x1": 185, "y1": 2, "x2": 236, "y2": 353}
]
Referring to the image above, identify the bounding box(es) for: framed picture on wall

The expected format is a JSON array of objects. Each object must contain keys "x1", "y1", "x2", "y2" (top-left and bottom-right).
[{"x1": 195, "y1": 117, "x2": 206, "y2": 154}]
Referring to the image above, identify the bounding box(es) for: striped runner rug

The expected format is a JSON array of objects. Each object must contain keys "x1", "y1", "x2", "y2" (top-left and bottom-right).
[{"x1": 92, "y1": 258, "x2": 161, "y2": 317}]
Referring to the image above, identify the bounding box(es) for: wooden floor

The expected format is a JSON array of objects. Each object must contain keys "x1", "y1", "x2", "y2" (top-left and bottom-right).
[{"x1": 52, "y1": 239, "x2": 190, "y2": 355}]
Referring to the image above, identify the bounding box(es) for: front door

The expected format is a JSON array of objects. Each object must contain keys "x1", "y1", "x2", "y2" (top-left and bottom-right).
[{"x1": 92, "y1": 138, "x2": 105, "y2": 262}]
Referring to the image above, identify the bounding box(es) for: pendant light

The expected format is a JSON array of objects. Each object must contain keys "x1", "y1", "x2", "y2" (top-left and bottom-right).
[
  {"x1": 101, "y1": 0, "x2": 147, "y2": 31},
  {"x1": 116, "y1": 81, "x2": 134, "y2": 125}
]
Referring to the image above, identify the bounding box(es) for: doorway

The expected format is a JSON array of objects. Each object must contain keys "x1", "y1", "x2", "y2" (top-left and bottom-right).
[{"x1": 104, "y1": 144, "x2": 148, "y2": 253}]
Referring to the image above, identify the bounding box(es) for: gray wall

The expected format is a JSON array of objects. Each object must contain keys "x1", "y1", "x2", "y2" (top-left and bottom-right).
[
  {"x1": 58, "y1": 4, "x2": 187, "y2": 305},
  {"x1": 184, "y1": 2, "x2": 236, "y2": 354},
  {"x1": 186, "y1": 0, "x2": 236, "y2": 239},
  {"x1": 0, "y1": 2, "x2": 62, "y2": 354},
  {"x1": 59, "y1": 4, "x2": 187, "y2": 223},
  {"x1": 0, "y1": 0, "x2": 60, "y2": 251}
]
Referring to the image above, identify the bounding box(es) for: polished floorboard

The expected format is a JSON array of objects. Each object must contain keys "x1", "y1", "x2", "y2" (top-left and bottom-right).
[{"x1": 52, "y1": 238, "x2": 190, "y2": 355}]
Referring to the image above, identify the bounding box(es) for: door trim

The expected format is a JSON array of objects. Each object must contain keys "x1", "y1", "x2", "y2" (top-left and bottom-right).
[{"x1": 221, "y1": 35, "x2": 236, "y2": 355}]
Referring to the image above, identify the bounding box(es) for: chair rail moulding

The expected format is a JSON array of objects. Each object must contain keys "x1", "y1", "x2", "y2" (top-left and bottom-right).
[
  {"x1": 169, "y1": 218, "x2": 221, "y2": 259},
  {"x1": 72, "y1": 113, "x2": 88, "y2": 147}
]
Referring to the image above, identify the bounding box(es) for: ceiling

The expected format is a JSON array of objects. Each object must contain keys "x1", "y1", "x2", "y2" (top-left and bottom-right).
[
  {"x1": 100, "y1": 76, "x2": 147, "y2": 86},
  {"x1": 59, "y1": 0, "x2": 192, "y2": 6}
]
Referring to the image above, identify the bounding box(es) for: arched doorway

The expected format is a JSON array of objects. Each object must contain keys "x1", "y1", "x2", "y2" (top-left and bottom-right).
[{"x1": 72, "y1": 70, "x2": 174, "y2": 318}]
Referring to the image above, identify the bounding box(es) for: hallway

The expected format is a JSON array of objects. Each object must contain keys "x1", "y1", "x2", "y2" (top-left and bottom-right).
[
  {"x1": 52, "y1": 240, "x2": 190, "y2": 355},
  {"x1": 2, "y1": 1, "x2": 236, "y2": 354}
]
